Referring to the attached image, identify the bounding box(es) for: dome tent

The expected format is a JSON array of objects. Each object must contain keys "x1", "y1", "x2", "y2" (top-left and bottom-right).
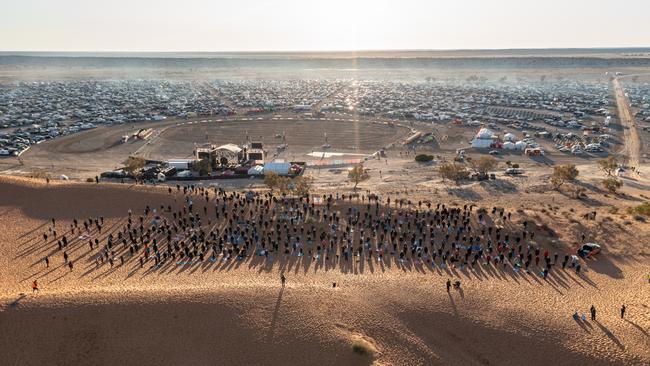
[
  {"x1": 504, "y1": 133, "x2": 516, "y2": 142},
  {"x1": 471, "y1": 127, "x2": 498, "y2": 148},
  {"x1": 476, "y1": 128, "x2": 495, "y2": 139}
]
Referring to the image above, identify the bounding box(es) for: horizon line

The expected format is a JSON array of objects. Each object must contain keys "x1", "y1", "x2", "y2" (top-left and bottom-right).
[{"x1": 2, "y1": 46, "x2": 650, "y2": 54}]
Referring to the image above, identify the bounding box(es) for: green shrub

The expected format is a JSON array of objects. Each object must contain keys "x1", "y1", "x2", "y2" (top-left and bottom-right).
[
  {"x1": 602, "y1": 177, "x2": 623, "y2": 193},
  {"x1": 627, "y1": 202, "x2": 650, "y2": 216},
  {"x1": 414, "y1": 154, "x2": 434, "y2": 162},
  {"x1": 352, "y1": 342, "x2": 370, "y2": 356}
]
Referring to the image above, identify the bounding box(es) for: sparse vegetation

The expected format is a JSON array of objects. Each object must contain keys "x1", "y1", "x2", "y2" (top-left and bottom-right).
[
  {"x1": 439, "y1": 161, "x2": 469, "y2": 184},
  {"x1": 597, "y1": 156, "x2": 618, "y2": 177},
  {"x1": 293, "y1": 175, "x2": 313, "y2": 196},
  {"x1": 265, "y1": 172, "x2": 312, "y2": 196},
  {"x1": 414, "y1": 154, "x2": 434, "y2": 163},
  {"x1": 569, "y1": 186, "x2": 586, "y2": 199},
  {"x1": 352, "y1": 341, "x2": 371, "y2": 356},
  {"x1": 348, "y1": 163, "x2": 370, "y2": 190},
  {"x1": 264, "y1": 171, "x2": 280, "y2": 191},
  {"x1": 30, "y1": 171, "x2": 51, "y2": 180},
  {"x1": 468, "y1": 156, "x2": 498, "y2": 174},
  {"x1": 627, "y1": 202, "x2": 650, "y2": 216},
  {"x1": 194, "y1": 158, "x2": 212, "y2": 176},
  {"x1": 550, "y1": 164, "x2": 579, "y2": 190},
  {"x1": 602, "y1": 177, "x2": 623, "y2": 194},
  {"x1": 123, "y1": 156, "x2": 146, "y2": 178}
]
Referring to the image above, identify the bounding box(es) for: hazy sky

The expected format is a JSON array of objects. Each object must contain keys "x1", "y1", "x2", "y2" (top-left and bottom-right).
[{"x1": 1, "y1": 0, "x2": 649, "y2": 52}]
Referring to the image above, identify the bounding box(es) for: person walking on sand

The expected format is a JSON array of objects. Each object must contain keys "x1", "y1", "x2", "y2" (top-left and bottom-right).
[
  {"x1": 621, "y1": 304, "x2": 626, "y2": 319},
  {"x1": 44, "y1": 256, "x2": 49, "y2": 268},
  {"x1": 68, "y1": 261, "x2": 73, "y2": 271},
  {"x1": 280, "y1": 273, "x2": 286, "y2": 286},
  {"x1": 590, "y1": 305, "x2": 596, "y2": 321},
  {"x1": 446, "y1": 279, "x2": 451, "y2": 292},
  {"x1": 32, "y1": 280, "x2": 38, "y2": 292}
]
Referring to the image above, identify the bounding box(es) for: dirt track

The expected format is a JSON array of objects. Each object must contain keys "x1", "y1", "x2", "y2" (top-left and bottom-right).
[{"x1": 612, "y1": 78, "x2": 643, "y2": 175}]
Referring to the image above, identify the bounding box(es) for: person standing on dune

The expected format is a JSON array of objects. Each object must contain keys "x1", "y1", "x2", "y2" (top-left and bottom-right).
[
  {"x1": 32, "y1": 280, "x2": 38, "y2": 292},
  {"x1": 620, "y1": 304, "x2": 626, "y2": 319},
  {"x1": 280, "y1": 273, "x2": 286, "y2": 286},
  {"x1": 446, "y1": 279, "x2": 451, "y2": 292}
]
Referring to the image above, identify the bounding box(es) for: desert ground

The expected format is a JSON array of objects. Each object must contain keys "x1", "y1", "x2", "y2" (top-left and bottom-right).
[{"x1": 0, "y1": 170, "x2": 648, "y2": 365}]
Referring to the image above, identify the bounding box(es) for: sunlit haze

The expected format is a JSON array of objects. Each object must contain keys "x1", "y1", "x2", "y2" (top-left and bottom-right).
[{"x1": 2, "y1": 0, "x2": 649, "y2": 52}]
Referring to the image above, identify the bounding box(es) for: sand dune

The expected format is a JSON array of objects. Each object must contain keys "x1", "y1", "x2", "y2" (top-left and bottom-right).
[{"x1": 1, "y1": 177, "x2": 648, "y2": 365}]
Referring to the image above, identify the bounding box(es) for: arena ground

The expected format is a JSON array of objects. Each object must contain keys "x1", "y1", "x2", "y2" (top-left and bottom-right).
[{"x1": 138, "y1": 118, "x2": 413, "y2": 162}]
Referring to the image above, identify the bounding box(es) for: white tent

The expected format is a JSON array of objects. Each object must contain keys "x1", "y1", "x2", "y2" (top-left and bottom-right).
[
  {"x1": 471, "y1": 138, "x2": 493, "y2": 148},
  {"x1": 476, "y1": 128, "x2": 495, "y2": 139},
  {"x1": 503, "y1": 141, "x2": 516, "y2": 150},
  {"x1": 514, "y1": 141, "x2": 527, "y2": 150},
  {"x1": 504, "y1": 133, "x2": 516, "y2": 142}
]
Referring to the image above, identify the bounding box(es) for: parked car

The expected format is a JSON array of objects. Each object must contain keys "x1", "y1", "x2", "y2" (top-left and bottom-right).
[
  {"x1": 505, "y1": 168, "x2": 524, "y2": 175},
  {"x1": 577, "y1": 243, "x2": 601, "y2": 258}
]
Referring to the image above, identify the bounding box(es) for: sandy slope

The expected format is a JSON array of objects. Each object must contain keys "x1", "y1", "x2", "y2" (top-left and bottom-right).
[{"x1": 0, "y1": 177, "x2": 648, "y2": 366}]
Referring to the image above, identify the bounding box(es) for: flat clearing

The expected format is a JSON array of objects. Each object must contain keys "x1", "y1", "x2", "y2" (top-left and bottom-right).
[{"x1": 140, "y1": 119, "x2": 412, "y2": 161}]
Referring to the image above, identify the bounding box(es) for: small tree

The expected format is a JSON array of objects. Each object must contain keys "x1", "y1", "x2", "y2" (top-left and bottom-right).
[
  {"x1": 468, "y1": 156, "x2": 498, "y2": 174},
  {"x1": 348, "y1": 163, "x2": 370, "y2": 190},
  {"x1": 264, "y1": 171, "x2": 280, "y2": 191},
  {"x1": 597, "y1": 156, "x2": 618, "y2": 177},
  {"x1": 439, "y1": 162, "x2": 469, "y2": 184},
  {"x1": 550, "y1": 164, "x2": 579, "y2": 190},
  {"x1": 124, "y1": 156, "x2": 146, "y2": 178},
  {"x1": 293, "y1": 175, "x2": 313, "y2": 196},
  {"x1": 194, "y1": 158, "x2": 212, "y2": 176},
  {"x1": 602, "y1": 177, "x2": 623, "y2": 193},
  {"x1": 277, "y1": 176, "x2": 292, "y2": 194}
]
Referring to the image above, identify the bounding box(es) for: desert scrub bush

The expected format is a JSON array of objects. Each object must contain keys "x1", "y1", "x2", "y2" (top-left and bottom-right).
[
  {"x1": 352, "y1": 342, "x2": 371, "y2": 356},
  {"x1": 627, "y1": 202, "x2": 650, "y2": 216},
  {"x1": 414, "y1": 154, "x2": 434, "y2": 162},
  {"x1": 602, "y1": 177, "x2": 623, "y2": 194}
]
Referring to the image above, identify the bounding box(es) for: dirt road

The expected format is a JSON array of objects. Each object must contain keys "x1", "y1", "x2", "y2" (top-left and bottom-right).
[{"x1": 612, "y1": 78, "x2": 643, "y2": 175}]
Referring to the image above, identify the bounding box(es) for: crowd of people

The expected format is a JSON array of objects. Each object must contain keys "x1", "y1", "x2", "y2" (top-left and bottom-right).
[{"x1": 35, "y1": 185, "x2": 592, "y2": 283}]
